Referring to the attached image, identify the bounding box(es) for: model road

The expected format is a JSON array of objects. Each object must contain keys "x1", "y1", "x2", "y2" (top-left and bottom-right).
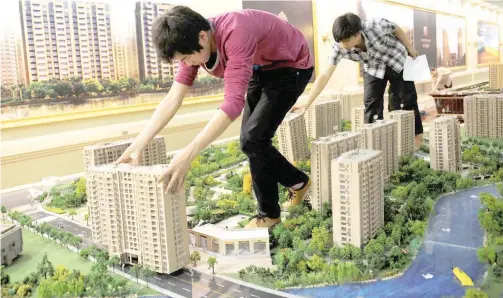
[
  {"x1": 287, "y1": 185, "x2": 499, "y2": 298},
  {"x1": 4, "y1": 187, "x2": 297, "y2": 298}
]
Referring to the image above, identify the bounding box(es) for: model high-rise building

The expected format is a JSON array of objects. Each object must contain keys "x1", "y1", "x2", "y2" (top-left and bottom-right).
[
  {"x1": 358, "y1": 120, "x2": 398, "y2": 182},
  {"x1": 488, "y1": 64, "x2": 503, "y2": 89},
  {"x1": 389, "y1": 110, "x2": 415, "y2": 156},
  {"x1": 305, "y1": 96, "x2": 341, "y2": 139},
  {"x1": 277, "y1": 113, "x2": 309, "y2": 163},
  {"x1": 351, "y1": 106, "x2": 365, "y2": 132},
  {"x1": 86, "y1": 163, "x2": 189, "y2": 273},
  {"x1": 429, "y1": 115, "x2": 461, "y2": 172},
  {"x1": 311, "y1": 132, "x2": 361, "y2": 211},
  {"x1": 339, "y1": 92, "x2": 352, "y2": 120},
  {"x1": 19, "y1": 0, "x2": 115, "y2": 83},
  {"x1": 135, "y1": 1, "x2": 178, "y2": 80},
  {"x1": 332, "y1": 149, "x2": 384, "y2": 247},
  {"x1": 464, "y1": 94, "x2": 503, "y2": 139},
  {"x1": 83, "y1": 136, "x2": 166, "y2": 169}
]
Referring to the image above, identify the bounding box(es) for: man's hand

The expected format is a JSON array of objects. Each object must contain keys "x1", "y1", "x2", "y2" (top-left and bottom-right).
[
  {"x1": 114, "y1": 145, "x2": 142, "y2": 165},
  {"x1": 290, "y1": 103, "x2": 308, "y2": 116},
  {"x1": 407, "y1": 47, "x2": 419, "y2": 59},
  {"x1": 157, "y1": 149, "x2": 192, "y2": 194}
]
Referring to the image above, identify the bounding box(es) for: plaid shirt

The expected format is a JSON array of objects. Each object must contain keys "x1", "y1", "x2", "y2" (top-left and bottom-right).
[{"x1": 328, "y1": 18, "x2": 408, "y2": 79}]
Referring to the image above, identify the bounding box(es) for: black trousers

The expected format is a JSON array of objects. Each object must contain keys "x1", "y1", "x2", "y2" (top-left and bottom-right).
[
  {"x1": 364, "y1": 66, "x2": 423, "y2": 135},
  {"x1": 240, "y1": 67, "x2": 313, "y2": 218}
]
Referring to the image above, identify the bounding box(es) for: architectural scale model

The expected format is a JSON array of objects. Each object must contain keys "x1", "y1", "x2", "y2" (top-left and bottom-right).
[
  {"x1": 189, "y1": 224, "x2": 270, "y2": 256},
  {"x1": 339, "y1": 92, "x2": 353, "y2": 120},
  {"x1": 1, "y1": 223, "x2": 23, "y2": 266},
  {"x1": 357, "y1": 120, "x2": 399, "y2": 182},
  {"x1": 351, "y1": 106, "x2": 365, "y2": 132},
  {"x1": 464, "y1": 94, "x2": 503, "y2": 139},
  {"x1": 86, "y1": 163, "x2": 189, "y2": 274},
  {"x1": 332, "y1": 149, "x2": 384, "y2": 247},
  {"x1": 488, "y1": 64, "x2": 503, "y2": 89},
  {"x1": 277, "y1": 112, "x2": 310, "y2": 163},
  {"x1": 389, "y1": 110, "x2": 415, "y2": 157},
  {"x1": 83, "y1": 136, "x2": 166, "y2": 169},
  {"x1": 429, "y1": 115, "x2": 461, "y2": 172},
  {"x1": 311, "y1": 132, "x2": 362, "y2": 211},
  {"x1": 305, "y1": 95, "x2": 341, "y2": 139}
]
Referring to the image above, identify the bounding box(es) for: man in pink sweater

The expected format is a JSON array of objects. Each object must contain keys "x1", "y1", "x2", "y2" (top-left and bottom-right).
[{"x1": 115, "y1": 6, "x2": 313, "y2": 228}]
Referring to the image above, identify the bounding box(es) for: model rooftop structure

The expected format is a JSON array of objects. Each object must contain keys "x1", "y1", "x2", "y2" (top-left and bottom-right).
[{"x1": 83, "y1": 136, "x2": 166, "y2": 168}]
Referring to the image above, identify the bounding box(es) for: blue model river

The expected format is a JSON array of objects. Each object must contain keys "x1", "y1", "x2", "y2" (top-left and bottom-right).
[{"x1": 284, "y1": 185, "x2": 499, "y2": 298}]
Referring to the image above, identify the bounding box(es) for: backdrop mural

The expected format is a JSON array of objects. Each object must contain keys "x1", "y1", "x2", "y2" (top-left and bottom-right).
[
  {"x1": 436, "y1": 14, "x2": 466, "y2": 68},
  {"x1": 242, "y1": 0, "x2": 316, "y2": 81},
  {"x1": 477, "y1": 21, "x2": 500, "y2": 65}
]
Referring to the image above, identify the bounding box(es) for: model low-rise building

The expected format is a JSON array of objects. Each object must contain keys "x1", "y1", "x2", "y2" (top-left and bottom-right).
[{"x1": 189, "y1": 224, "x2": 270, "y2": 256}]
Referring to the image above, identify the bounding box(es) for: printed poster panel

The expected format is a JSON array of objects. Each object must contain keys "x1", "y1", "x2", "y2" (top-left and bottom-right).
[
  {"x1": 477, "y1": 21, "x2": 500, "y2": 65},
  {"x1": 242, "y1": 0, "x2": 316, "y2": 81},
  {"x1": 436, "y1": 14, "x2": 466, "y2": 67}
]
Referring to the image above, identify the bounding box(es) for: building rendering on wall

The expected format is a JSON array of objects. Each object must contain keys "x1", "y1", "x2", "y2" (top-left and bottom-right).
[
  {"x1": 351, "y1": 106, "x2": 365, "y2": 132},
  {"x1": 311, "y1": 132, "x2": 362, "y2": 211},
  {"x1": 305, "y1": 96, "x2": 341, "y2": 139},
  {"x1": 1, "y1": 31, "x2": 25, "y2": 86},
  {"x1": 86, "y1": 163, "x2": 189, "y2": 274},
  {"x1": 83, "y1": 136, "x2": 166, "y2": 169},
  {"x1": 429, "y1": 115, "x2": 461, "y2": 172},
  {"x1": 277, "y1": 112, "x2": 310, "y2": 163},
  {"x1": 189, "y1": 224, "x2": 270, "y2": 256},
  {"x1": 464, "y1": 94, "x2": 503, "y2": 139},
  {"x1": 389, "y1": 110, "x2": 415, "y2": 156},
  {"x1": 1, "y1": 224, "x2": 23, "y2": 266},
  {"x1": 19, "y1": 0, "x2": 115, "y2": 83},
  {"x1": 488, "y1": 64, "x2": 503, "y2": 89},
  {"x1": 357, "y1": 120, "x2": 398, "y2": 182},
  {"x1": 332, "y1": 149, "x2": 384, "y2": 247},
  {"x1": 135, "y1": 1, "x2": 178, "y2": 80}
]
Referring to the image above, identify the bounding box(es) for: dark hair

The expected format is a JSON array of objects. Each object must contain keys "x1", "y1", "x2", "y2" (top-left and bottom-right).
[
  {"x1": 151, "y1": 6, "x2": 210, "y2": 63},
  {"x1": 332, "y1": 13, "x2": 362, "y2": 42}
]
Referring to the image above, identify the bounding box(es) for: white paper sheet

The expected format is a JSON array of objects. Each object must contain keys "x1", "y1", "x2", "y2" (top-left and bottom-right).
[{"x1": 403, "y1": 55, "x2": 430, "y2": 82}]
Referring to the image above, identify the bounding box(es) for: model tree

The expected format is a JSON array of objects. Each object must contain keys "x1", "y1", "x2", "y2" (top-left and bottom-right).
[
  {"x1": 107, "y1": 255, "x2": 121, "y2": 273},
  {"x1": 84, "y1": 213, "x2": 90, "y2": 226},
  {"x1": 37, "y1": 253, "x2": 55, "y2": 279},
  {"x1": 130, "y1": 264, "x2": 142, "y2": 283},
  {"x1": 1, "y1": 205, "x2": 7, "y2": 219},
  {"x1": 242, "y1": 172, "x2": 252, "y2": 194},
  {"x1": 190, "y1": 251, "x2": 201, "y2": 266},
  {"x1": 141, "y1": 265, "x2": 155, "y2": 288},
  {"x1": 207, "y1": 257, "x2": 217, "y2": 274},
  {"x1": 68, "y1": 209, "x2": 77, "y2": 220}
]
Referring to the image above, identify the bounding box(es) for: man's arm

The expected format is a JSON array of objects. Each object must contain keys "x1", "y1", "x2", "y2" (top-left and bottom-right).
[
  {"x1": 115, "y1": 82, "x2": 189, "y2": 163},
  {"x1": 184, "y1": 110, "x2": 232, "y2": 162},
  {"x1": 393, "y1": 26, "x2": 417, "y2": 58},
  {"x1": 300, "y1": 64, "x2": 336, "y2": 109}
]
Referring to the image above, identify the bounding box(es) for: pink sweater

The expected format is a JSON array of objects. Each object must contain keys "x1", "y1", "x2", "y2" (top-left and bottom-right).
[{"x1": 175, "y1": 9, "x2": 313, "y2": 120}]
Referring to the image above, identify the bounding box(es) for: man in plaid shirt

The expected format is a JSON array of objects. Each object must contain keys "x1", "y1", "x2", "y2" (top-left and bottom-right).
[{"x1": 293, "y1": 13, "x2": 423, "y2": 147}]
